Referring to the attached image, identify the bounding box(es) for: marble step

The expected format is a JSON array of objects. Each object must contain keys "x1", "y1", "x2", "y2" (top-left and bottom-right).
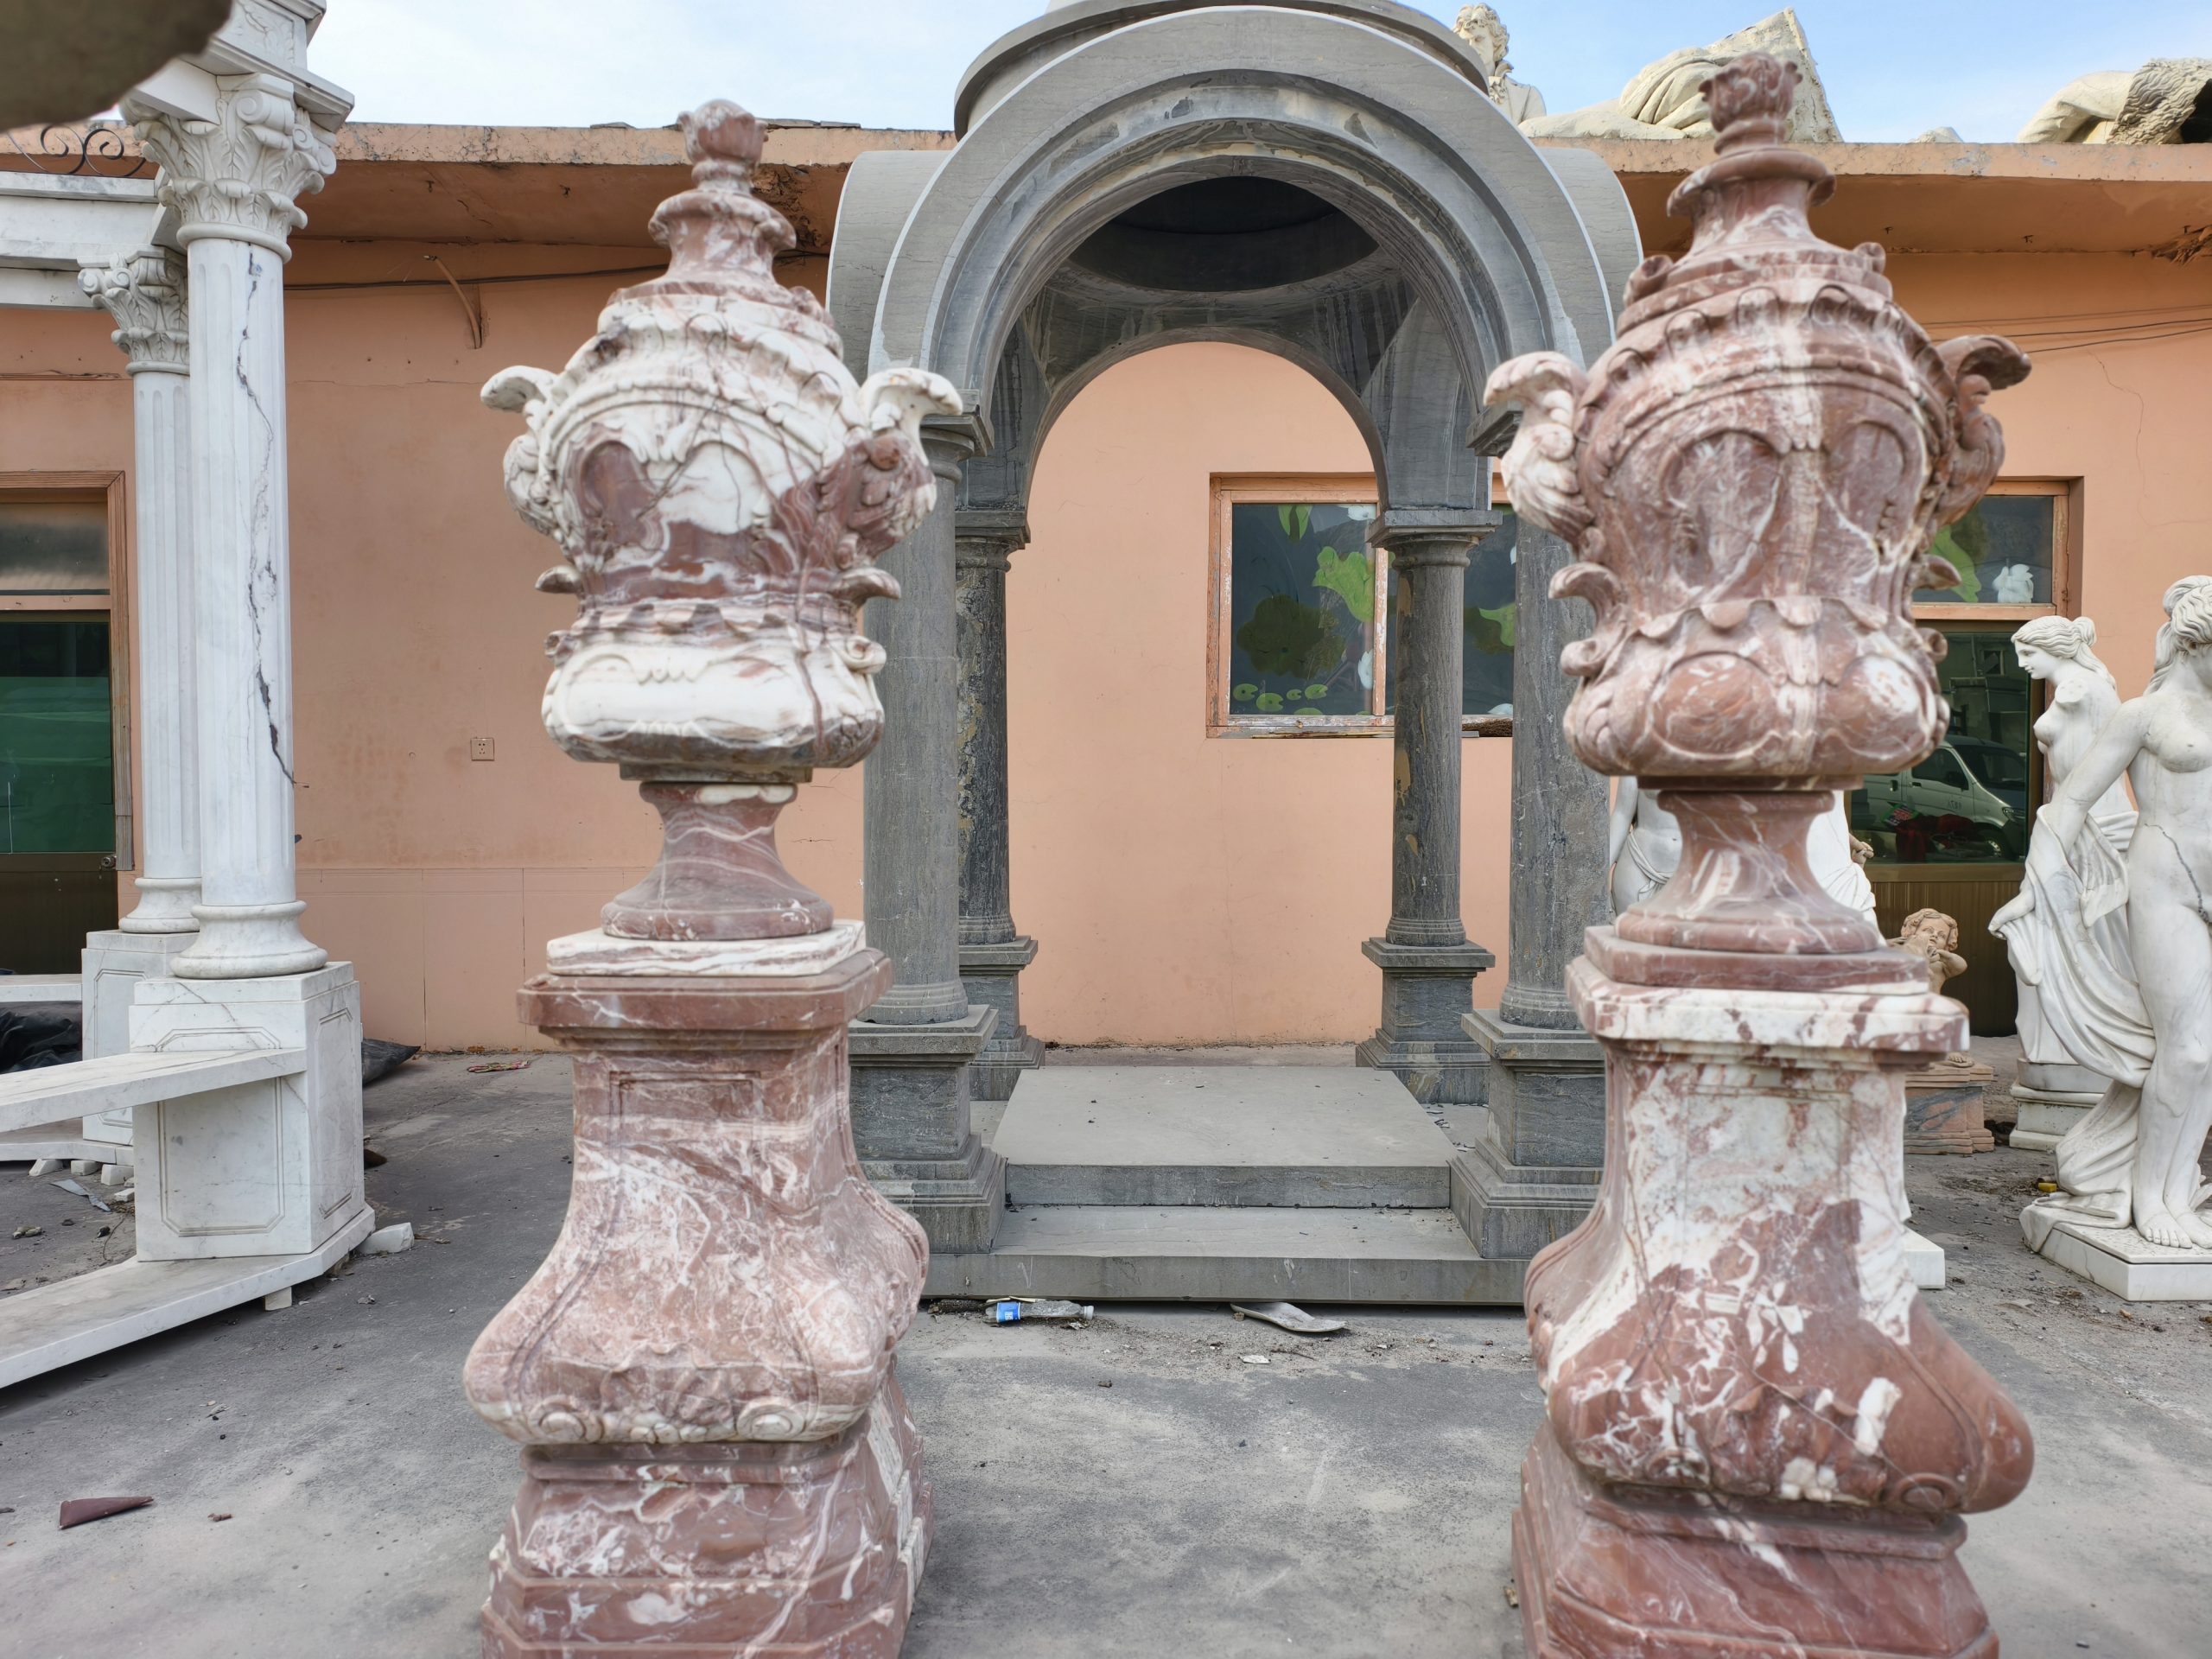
[
  {"x1": 924, "y1": 1205, "x2": 1522, "y2": 1304},
  {"x1": 0, "y1": 1207, "x2": 373, "y2": 1389},
  {"x1": 0, "y1": 1046, "x2": 304, "y2": 1136},
  {"x1": 994, "y1": 1065, "x2": 1454, "y2": 1208}
]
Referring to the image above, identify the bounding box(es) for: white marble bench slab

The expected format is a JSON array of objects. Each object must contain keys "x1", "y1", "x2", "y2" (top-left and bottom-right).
[{"x1": 0, "y1": 1047, "x2": 305, "y2": 1135}]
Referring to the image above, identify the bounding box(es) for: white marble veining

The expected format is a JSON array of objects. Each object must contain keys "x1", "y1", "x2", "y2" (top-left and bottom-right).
[{"x1": 547, "y1": 920, "x2": 867, "y2": 976}]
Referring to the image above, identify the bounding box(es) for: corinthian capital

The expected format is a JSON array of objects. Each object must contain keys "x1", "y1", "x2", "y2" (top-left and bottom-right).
[
  {"x1": 131, "y1": 73, "x2": 336, "y2": 258},
  {"x1": 79, "y1": 248, "x2": 190, "y2": 375}
]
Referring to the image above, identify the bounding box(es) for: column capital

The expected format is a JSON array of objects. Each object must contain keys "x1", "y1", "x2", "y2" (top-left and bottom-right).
[
  {"x1": 79, "y1": 247, "x2": 188, "y2": 375},
  {"x1": 921, "y1": 410, "x2": 993, "y2": 481},
  {"x1": 1368, "y1": 508, "x2": 1504, "y2": 567},
  {"x1": 129, "y1": 73, "x2": 336, "y2": 259},
  {"x1": 954, "y1": 507, "x2": 1029, "y2": 570}
]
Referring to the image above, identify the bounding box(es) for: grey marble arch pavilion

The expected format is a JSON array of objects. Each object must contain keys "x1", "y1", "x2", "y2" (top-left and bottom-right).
[{"x1": 828, "y1": 0, "x2": 1632, "y2": 1282}]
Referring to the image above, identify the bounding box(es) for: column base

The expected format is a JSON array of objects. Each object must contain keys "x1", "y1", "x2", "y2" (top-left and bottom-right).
[
  {"x1": 128, "y1": 963, "x2": 367, "y2": 1261},
  {"x1": 1451, "y1": 1009, "x2": 1604, "y2": 1260},
  {"x1": 850, "y1": 1007, "x2": 1005, "y2": 1254},
  {"x1": 1357, "y1": 938, "x2": 1494, "y2": 1104},
  {"x1": 482, "y1": 1374, "x2": 930, "y2": 1657},
  {"x1": 172, "y1": 899, "x2": 327, "y2": 980},
  {"x1": 1514, "y1": 1427, "x2": 1995, "y2": 1659},
  {"x1": 960, "y1": 937, "x2": 1044, "y2": 1103},
  {"x1": 2009, "y1": 1065, "x2": 2105, "y2": 1153},
  {"x1": 1904, "y1": 1058, "x2": 1997, "y2": 1154},
  {"x1": 79, "y1": 929, "x2": 200, "y2": 1147},
  {"x1": 118, "y1": 875, "x2": 200, "y2": 935}
]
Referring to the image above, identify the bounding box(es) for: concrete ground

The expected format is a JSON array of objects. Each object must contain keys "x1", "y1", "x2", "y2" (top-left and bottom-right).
[{"x1": 1, "y1": 1052, "x2": 2208, "y2": 1658}]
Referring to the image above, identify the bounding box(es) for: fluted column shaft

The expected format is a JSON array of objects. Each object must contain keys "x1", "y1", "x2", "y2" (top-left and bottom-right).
[
  {"x1": 862, "y1": 425, "x2": 976, "y2": 1024},
  {"x1": 81, "y1": 248, "x2": 198, "y2": 932},
  {"x1": 134, "y1": 74, "x2": 336, "y2": 980}
]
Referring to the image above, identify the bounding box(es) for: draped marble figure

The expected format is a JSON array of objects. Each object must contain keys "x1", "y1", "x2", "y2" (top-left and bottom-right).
[
  {"x1": 1992, "y1": 616, "x2": 2142, "y2": 1110},
  {"x1": 2004, "y1": 584, "x2": 2212, "y2": 1250}
]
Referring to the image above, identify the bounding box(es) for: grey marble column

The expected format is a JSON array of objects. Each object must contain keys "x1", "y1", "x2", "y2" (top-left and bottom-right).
[
  {"x1": 1357, "y1": 512, "x2": 1496, "y2": 1104},
  {"x1": 850, "y1": 419, "x2": 1002, "y2": 1254},
  {"x1": 1455, "y1": 518, "x2": 1613, "y2": 1259},
  {"x1": 956, "y1": 509, "x2": 1045, "y2": 1102}
]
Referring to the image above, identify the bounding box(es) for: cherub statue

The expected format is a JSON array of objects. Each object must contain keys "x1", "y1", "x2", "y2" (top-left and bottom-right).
[
  {"x1": 1891, "y1": 907, "x2": 1967, "y2": 996},
  {"x1": 1999, "y1": 581, "x2": 2212, "y2": 1250}
]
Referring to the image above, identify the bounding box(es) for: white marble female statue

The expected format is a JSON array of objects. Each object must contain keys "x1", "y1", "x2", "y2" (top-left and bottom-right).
[
  {"x1": 1606, "y1": 776, "x2": 1681, "y2": 913},
  {"x1": 1999, "y1": 584, "x2": 2212, "y2": 1249},
  {"x1": 1610, "y1": 782, "x2": 1874, "y2": 925},
  {"x1": 1992, "y1": 616, "x2": 2143, "y2": 1100}
]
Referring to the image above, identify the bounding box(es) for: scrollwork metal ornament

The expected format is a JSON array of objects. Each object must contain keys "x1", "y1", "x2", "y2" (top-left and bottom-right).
[{"x1": 1489, "y1": 52, "x2": 2029, "y2": 961}]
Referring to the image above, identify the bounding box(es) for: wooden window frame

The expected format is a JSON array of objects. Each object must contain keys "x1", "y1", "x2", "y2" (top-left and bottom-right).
[
  {"x1": 1910, "y1": 477, "x2": 2075, "y2": 625},
  {"x1": 1207, "y1": 473, "x2": 1516, "y2": 739},
  {"x1": 0, "y1": 472, "x2": 134, "y2": 869},
  {"x1": 1209, "y1": 474, "x2": 1390, "y2": 738}
]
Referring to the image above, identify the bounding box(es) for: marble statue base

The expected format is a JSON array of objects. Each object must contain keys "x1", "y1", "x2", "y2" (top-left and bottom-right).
[
  {"x1": 1515, "y1": 1427, "x2": 1992, "y2": 1659},
  {"x1": 1513, "y1": 942, "x2": 2027, "y2": 1659},
  {"x1": 127, "y1": 964, "x2": 367, "y2": 1262},
  {"x1": 481, "y1": 1383, "x2": 930, "y2": 1657},
  {"x1": 2009, "y1": 1072, "x2": 2105, "y2": 1153},
  {"x1": 2022, "y1": 1205, "x2": 2212, "y2": 1301},
  {"x1": 80, "y1": 930, "x2": 199, "y2": 1154},
  {"x1": 1903, "y1": 1055, "x2": 1996, "y2": 1154},
  {"x1": 960, "y1": 936, "x2": 1044, "y2": 1103},
  {"x1": 467, "y1": 944, "x2": 932, "y2": 1655}
]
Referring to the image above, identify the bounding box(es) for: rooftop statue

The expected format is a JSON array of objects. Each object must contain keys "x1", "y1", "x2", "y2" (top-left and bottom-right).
[
  {"x1": 2018, "y1": 59, "x2": 2212, "y2": 144},
  {"x1": 1453, "y1": 6, "x2": 1547, "y2": 125},
  {"x1": 1518, "y1": 8, "x2": 1840, "y2": 143}
]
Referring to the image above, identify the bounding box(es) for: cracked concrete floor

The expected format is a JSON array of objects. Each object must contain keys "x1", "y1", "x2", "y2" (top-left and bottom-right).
[{"x1": 1, "y1": 1054, "x2": 2209, "y2": 1657}]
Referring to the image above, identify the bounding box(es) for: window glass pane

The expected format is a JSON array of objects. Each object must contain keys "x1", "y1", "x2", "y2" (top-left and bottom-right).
[
  {"x1": 1380, "y1": 509, "x2": 1519, "y2": 721},
  {"x1": 1850, "y1": 629, "x2": 2032, "y2": 865},
  {"x1": 1912, "y1": 494, "x2": 2056, "y2": 607},
  {"x1": 1226, "y1": 501, "x2": 1376, "y2": 719},
  {"x1": 0, "y1": 619, "x2": 115, "y2": 853},
  {"x1": 0, "y1": 500, "x2": 108, "y2": 595}
]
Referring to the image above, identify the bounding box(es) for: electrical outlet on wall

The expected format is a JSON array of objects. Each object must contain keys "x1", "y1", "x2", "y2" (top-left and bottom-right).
[{"x1": 469, "y1": 736, "x2": 496, "y2": 762}]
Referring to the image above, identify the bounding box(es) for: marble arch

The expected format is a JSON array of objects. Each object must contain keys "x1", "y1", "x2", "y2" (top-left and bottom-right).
[{"x1": 828, "y1": 0, "x2": 1636, "y2": 1272}]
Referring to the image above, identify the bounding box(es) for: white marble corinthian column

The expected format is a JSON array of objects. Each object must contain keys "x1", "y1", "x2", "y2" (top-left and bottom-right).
[
  {"x1": 131, "y1": 73, "x2": 334, "y2": 979},
  {"x1": 80, "y1": 248, "x2": 199, "y2": 935}
]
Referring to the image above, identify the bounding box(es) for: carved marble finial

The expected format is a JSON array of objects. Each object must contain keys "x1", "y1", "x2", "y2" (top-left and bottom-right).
[
  {"x1": 1703, "y1": 51, "x2": 1798, "y2": 152},
  {"x1": 481, "y1": 99, "x2": 961, "y2": 943},
  {"x1": 1482, "y1": 51, "x2": 2029, "y2": 964}
]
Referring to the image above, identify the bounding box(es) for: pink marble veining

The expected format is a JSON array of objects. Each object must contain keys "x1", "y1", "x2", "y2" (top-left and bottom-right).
[{"x1": 1482, "y1": 54, "x2": 2033, "y2": 1658}]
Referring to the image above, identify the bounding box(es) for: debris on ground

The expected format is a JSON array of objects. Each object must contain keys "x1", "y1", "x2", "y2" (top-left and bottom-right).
[
  {"x1": 59, "y1": 1497, "x2": 152, "y2": 1529},
  {"x1": 358, "y1": 1221, "x2": 414, "y2": 1257},
  {"x1": 25, "y1": 1159, "x2": 62, "y2": 1177},
  {"x1": 929, "y1": 1298, "x2": 986, "y2": 1314},
  {"x1": 1504, "y1": 1580, "x2": 1520, "y2": 1609},
  {"x1": 1241, "y1": 1354, "x2": 1269, "y2": 1364},
  {"x1": 988, "y1": 1299, "x2": 1091, "y2": 1324},
  {"x1": 1230, "y1": 1300, "x2": 1346, "y2": 1335},
  {"x1": 208, "y1": 1512, "x2": 232, "y2": 1522},
  {"x1": 466, "y1": 1058, "x2": 532, "y2": 1073},
  {"x1": 11, "y1": 1224, "x2": 40, "y2": 1238},
  {"x1": 51, "y1": 1179, "x2": 111, "y2": 1213},
  {"x1": 362, "y1": 1145, "x2": 388, "y2": 1169},
  {"x1": 111, "y1": 1186, "x2": 135, "y2": 1205},
  {"x1": 361, "y1": 1038, "x2": 420, "y2": 1085}
]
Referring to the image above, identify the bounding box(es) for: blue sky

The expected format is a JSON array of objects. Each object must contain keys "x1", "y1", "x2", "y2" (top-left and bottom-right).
[{"x1": 310, "y1": 1, "x2": 2212, "y2": 143}]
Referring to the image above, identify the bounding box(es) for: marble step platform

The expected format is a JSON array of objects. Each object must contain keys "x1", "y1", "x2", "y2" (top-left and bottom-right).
[
  {"x1": 938, "y1": 1065, "x2": 1519, "y2": 1302},
  {"x1": 0, "y1": 1046, "x2": 304, "y2": 1136},
  {"x1": 924, "y1": 1204, "x2": 1522, "y2": 1303},
  {"x1": 0, "y1": 974, "x2": 82, "y2": 1007},
  {"x1": 0, "y1": 1206, "x2": 373, "y2": 1389},
  {"x1": 993, "y1": 1066, "x2": 1453, "y2": 1208}
]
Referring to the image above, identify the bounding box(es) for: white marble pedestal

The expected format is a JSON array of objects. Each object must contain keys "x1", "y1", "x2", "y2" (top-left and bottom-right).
[
  {"x1": 2023, "y1": 1205, "x2": 2212, "y2": 1300},
  {"x1": 2009, "y1": 1062, "x2": 2106, "y2": 1154},
  {"x1": 79, "y1": 930, "x2": 200, "y2": 1160},
  {"x1": 129, "y1": 964, "x2": 367, "y2": 1260}
]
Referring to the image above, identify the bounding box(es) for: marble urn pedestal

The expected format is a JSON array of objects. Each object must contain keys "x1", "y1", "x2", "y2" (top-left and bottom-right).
[{"x1": 469, "y1": 950, "x2": 931, "y2": 1656}]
